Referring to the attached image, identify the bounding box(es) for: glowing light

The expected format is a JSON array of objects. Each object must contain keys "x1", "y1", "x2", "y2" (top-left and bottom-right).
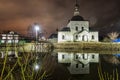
[
  {"x1": 34, "y1": 25, "x2": 40, "y2": 31},
  {"x1": 34, "y1": 64, "x2": 40, "y2": 71}
]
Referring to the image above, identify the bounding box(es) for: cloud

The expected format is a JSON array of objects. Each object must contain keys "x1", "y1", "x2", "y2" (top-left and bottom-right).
[{"x1": 0, "y1": 0, "x2": 120, "y2": 37}]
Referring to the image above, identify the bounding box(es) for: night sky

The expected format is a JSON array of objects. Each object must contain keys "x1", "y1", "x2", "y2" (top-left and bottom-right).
[{"x1": 0, "y1": 0, "x2": 120, "y2": 37}]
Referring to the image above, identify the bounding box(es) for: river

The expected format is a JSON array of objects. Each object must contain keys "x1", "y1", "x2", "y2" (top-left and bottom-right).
[{"x1": 0, "y1": 50, "x2": 120, "y2": 80}]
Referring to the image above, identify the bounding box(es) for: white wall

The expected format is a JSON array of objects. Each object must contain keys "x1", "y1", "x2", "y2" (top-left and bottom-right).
[
  {"x1": 68, "y1": 61, "x2": 90, "y2": 74},
  {"x1": 57, "y1": 19, "x2": 99, "y2": 42},
  {"x1": 89, "y1": 32, "x2": 99, "y2": 42},
  {"x1": 58, "y1": 32, "x2": 74, "y2": 43},
  {"x1": 67, "y1": 21, "x2": 89, "y2": 32},
  {"x1": 58, "y1": 52, "x2": 73, "y2": 63}
]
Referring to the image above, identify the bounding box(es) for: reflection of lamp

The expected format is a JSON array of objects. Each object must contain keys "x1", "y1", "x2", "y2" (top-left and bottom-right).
[{"x1": 34, "y1": 64, "x2": 40, "y2": 71}]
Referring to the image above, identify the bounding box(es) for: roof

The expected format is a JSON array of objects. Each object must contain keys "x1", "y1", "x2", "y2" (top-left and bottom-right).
[
  {"x1": 71, "y1": 15, "x2": 84, "y2": 21},
  {"x1": 60, "y1": 27, "x2": 70, "y2": 31},
  {"x1": 2, "y1": 31, "x2": 19, "y2": 35},
  {"x1": 48, "y1": 33, "x2": 58, "y2": 39}
]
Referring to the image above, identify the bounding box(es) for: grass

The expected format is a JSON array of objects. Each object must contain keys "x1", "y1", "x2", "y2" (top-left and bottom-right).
[
  {"x1": 0, "y1": 43, "x2": 48, "y2": 80},
  {"x1": 54, "y1": 42, "x2": 120, "y2": 51},
  {"x1": 98, "y1": 63, "x2": 119, "y2": 80}
]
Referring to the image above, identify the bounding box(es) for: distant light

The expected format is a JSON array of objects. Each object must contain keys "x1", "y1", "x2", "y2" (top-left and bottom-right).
[{"x1": 35, "y1": 25, "x2": 40, "y2": 31}]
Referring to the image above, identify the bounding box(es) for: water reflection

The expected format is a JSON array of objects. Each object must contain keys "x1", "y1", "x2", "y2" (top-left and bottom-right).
[
  {"x1": 0, "y1": 51, "x2": 18, "y2": 58},
  {"x1": 102, "y1": 54, "x2": 120, "y2": 64},
  {"x1": 58, "y1": 52, "x2": 99, "y2": 74},
  {"x1": 0, "y1": 51, "x2": 120, "y2": 80}
]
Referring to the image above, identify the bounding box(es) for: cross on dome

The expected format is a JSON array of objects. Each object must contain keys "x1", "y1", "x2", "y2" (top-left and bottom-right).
[{"x1": 74, "y1": 0, "x2": 80, "y2": 16}]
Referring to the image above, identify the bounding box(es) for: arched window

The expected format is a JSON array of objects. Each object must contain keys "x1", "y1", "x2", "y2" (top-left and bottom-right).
[
  {"x1": 82, "y1": 54, "x2": 88, "y2": 59},
  {"x1": 76, "y1": 35, "x2": 78, "y2": 39},
  {"x1": 62, "y1": 55, "x2": 65, "y2": 59},
  {"x1": 82, "y1": 64, "x2": 85, "y2": 68},
  {"x1": 62, "y1": 35, "x2": 65, "y2": 39},
  {"x1": 82, "y1": 27, "x2": 84, "y2": 31},
  {"x1": 92, "y1": 35, "x2": 94, "y2": 39},
  {"x1": 92, "y1": 55, "x2": 95, "y2": 59},
  {"x1": 76, "y1": 64, "x2": 79, "y2": 68},
  {"x1": 76, "y1": 26, "x2": 78, "y2": 31},
  {"x1": 76, "y1": 55, "x2": 78, "y2": 59}
]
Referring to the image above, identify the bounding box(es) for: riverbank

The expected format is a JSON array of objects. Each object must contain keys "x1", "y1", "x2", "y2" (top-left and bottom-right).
[{"x1": 53, "y1": 42, "x2": 120, "y2": 51}]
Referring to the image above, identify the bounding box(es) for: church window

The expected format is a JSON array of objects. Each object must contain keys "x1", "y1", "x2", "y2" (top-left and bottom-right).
[
  {"x1": 76, "y1": 35, "x2": 78, "y2": 39},
  {"x1": 92, "y1": 55, "x2": 95, "y2": 59},
  {"x1": 92, "y1": 35, "x2": 94, "y2": 39},
  {"x1": 75, "y1": 26, "x2": 78, "y2": 31},
  {"x1": 83, "y1": 54, "x2": 88, "y2": 59},
  {"x1": 76, "y1": 55, "x2": 78, "y2": 59},
  {"x1": 62, "y1": 55, "x2": 65, "y2": 59},
  {"x1": 82, "y1": 64, "x2": 85, "y2": 68},
  {"x1": 82, "y1": 36, "x2": 84, "y2": 41},
  {"x1": 82, "y1": 27, "x2": 84, "y2": 31},
  {"x1": 76, "y1": 64, "x2": 79, "y2": 68},
  {"x1": 62, "y1": 35, "x2": 65, "y2": 39},
  {"x1": 83, "y1": 54, "x2": 85, "y2": 59}
]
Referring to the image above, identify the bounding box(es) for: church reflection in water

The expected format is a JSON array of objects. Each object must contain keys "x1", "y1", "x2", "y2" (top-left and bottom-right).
[
  {"x1": 1, "y1": 50, "x2": 120, "y2": 80},
  {"x1": 57, "y1": 52, "x2": 99, "y2": 74}
]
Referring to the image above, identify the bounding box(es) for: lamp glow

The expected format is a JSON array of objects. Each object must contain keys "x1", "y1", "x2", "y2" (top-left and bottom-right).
[
  {"x1": 34, "y1": 64, "x2": 40, "y2": 70},
  {"x1": 34, "y1": 24, "x2": 40, "y2": 43},
  {"x1": 35, "y1": 25, "x2": 40, "y2": 31}
]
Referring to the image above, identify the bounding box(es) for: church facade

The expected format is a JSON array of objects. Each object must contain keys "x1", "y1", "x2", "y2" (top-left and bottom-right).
[{"x1": 58, "y1": 1, "x2": 98, "y2": 43}]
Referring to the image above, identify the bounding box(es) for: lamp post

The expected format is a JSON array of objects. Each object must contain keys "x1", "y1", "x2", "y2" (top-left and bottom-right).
[
  {"x1": 34, "y1": 24, "x2": 40, "y2": 55},
  {"x1": 34, "y1": 24, "x2": 40, "y2": 44}
]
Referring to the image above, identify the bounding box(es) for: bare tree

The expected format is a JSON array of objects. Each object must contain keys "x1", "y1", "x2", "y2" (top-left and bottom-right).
[{"x1": 107, "y1": 32, "x2": 119, "y2": 40}]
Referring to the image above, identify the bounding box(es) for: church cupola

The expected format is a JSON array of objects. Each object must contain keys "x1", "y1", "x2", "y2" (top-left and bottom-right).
[
  {"x1": 74, "y1": 0, "x2": 80, "y2": 16},
  {"x1": 71, "y1": 0, "x2": 84, "y2": 21}
]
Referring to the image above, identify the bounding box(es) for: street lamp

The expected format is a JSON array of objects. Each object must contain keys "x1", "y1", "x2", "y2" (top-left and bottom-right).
[
  {"x1": 34, "y1": 24, "x2": 40, "y2": 43},
  {"x1": 34, "y1": 23, "x2": 40, "y2": 55}
]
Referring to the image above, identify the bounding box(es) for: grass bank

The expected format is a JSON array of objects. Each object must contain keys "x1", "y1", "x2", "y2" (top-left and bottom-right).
[{"x1": 53, "y1": 42, "x2": 120, "y2": 51}]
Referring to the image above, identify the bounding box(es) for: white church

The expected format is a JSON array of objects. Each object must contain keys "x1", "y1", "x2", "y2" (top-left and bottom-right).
[{"x1": 58, "y1": 0, "x2": 99, "y2": 43}]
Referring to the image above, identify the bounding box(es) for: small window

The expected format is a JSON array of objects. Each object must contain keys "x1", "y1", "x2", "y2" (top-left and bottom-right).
[
  {"x1": 76, "y1": 64, "x2": 79, "y2": 68},
  {"x1": 82, "y1": 54, "x2": 85, "y2": 59},
  {"x1": 76, "y1": 55, "x2": 78, "y2": 59},
  {"x1": 83, "y1": 54, "x2": 88, "y2": 59},
  {"x1": 82, "y1": 64, "x2": 85, "y2": 68},
  {"x1": 2, "y1": 36, "x2": 6, "y2": 39},
  {"x1": 62, "y1": 35, "x2": 65, "y2": 39},
  {"x1": 76, "y1": 26, "x2": 78, "y2": 31},
  {"x1": 92, "y1": 35, "x2": 94, "y2": 39},
  {"x1": 62, "y1": 55, "x2": 65, "y2": 59},
  {"x1": 76, "y1": 35, "x2": 78, "y2": 39},
  {"x1": 92, "y1": 55, "x2": 95, "y2": 59},
  {"x1": 82, "y1": 27, "x2": 84, "y2": 31}
]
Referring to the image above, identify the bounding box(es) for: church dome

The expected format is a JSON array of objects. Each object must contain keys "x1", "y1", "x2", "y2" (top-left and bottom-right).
[
  {"x1": 60, "y1": 27, "x2": 70, "y2": 31},
  {"x1": 71, "y1": 15, "x2": 84, "y2": 21}
]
